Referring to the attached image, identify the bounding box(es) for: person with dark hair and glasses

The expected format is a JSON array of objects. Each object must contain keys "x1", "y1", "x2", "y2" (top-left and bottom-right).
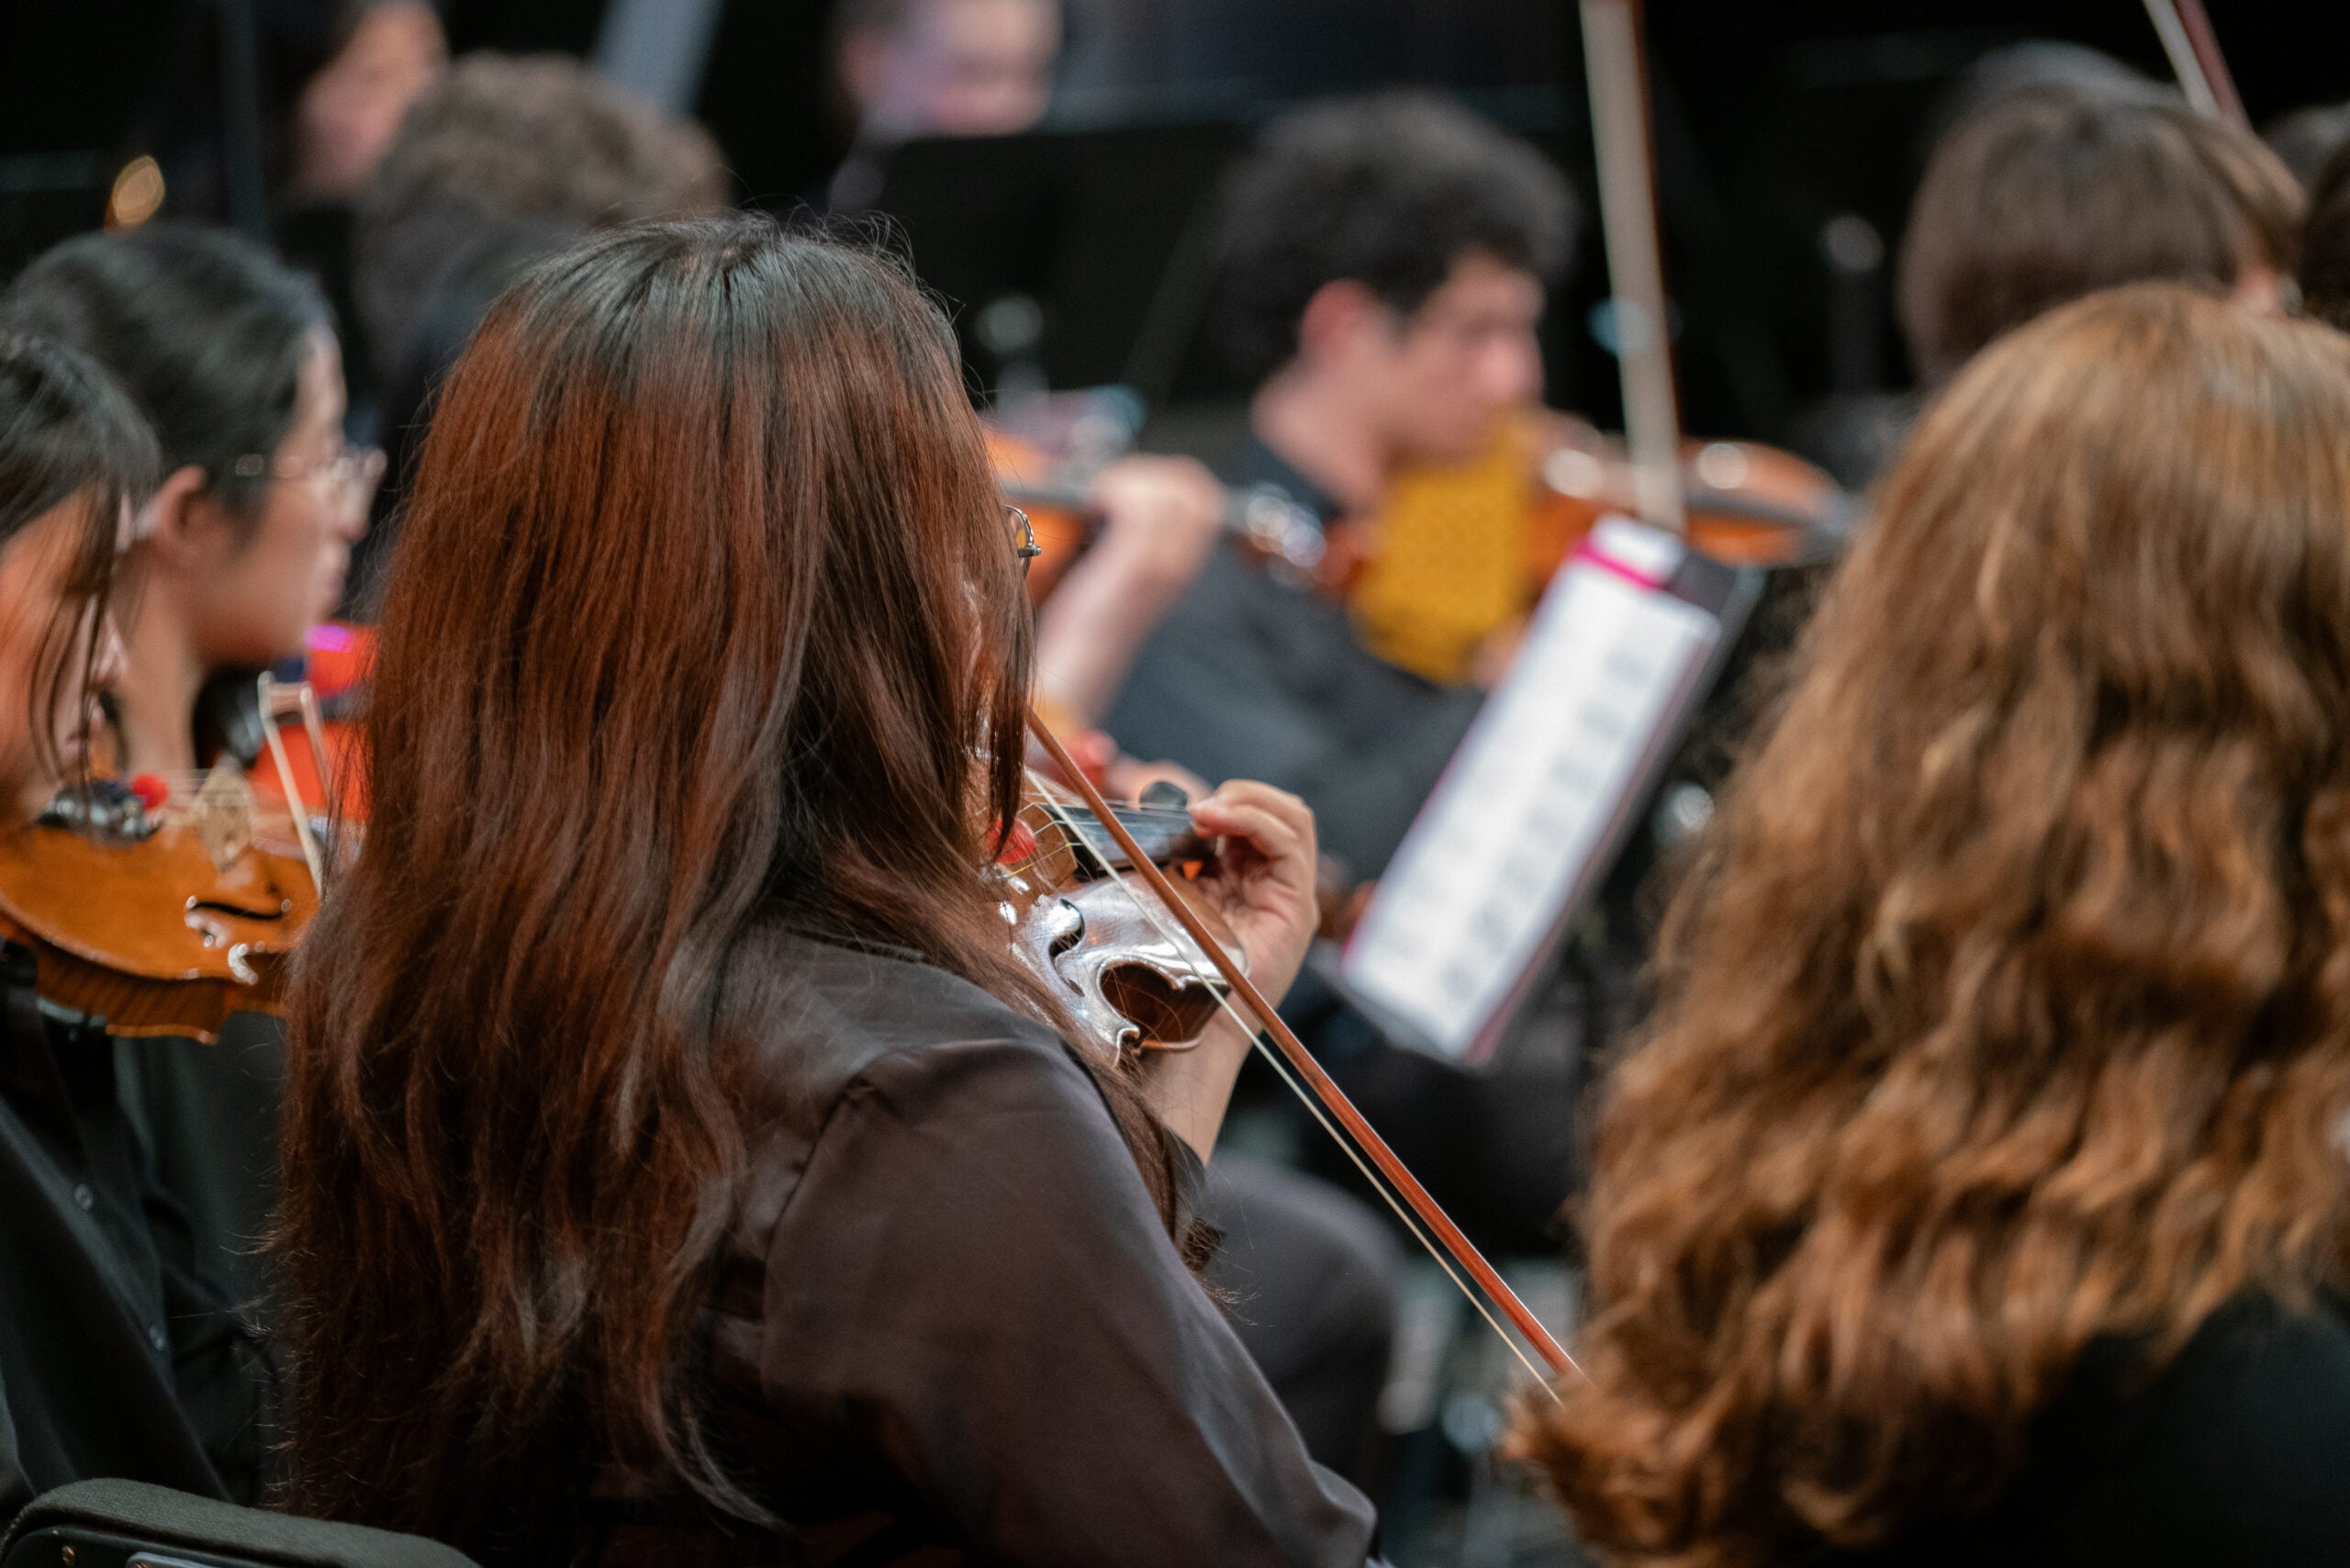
[
  {"x1": 4, "y1": 225, "x2": 378, "y2": 779},
  {"x1": 1104, "y1": 90, "x2": 1575, "y2": 883},
  {"x1": 3, "y1": 224, "x2": 380, "y2": 1313},
  {"x1": 0, "y1": 334, "x2": 275, "y2": 1517}
]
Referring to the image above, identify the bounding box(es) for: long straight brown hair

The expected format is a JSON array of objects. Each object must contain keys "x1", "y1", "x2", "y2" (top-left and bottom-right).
[
  {"x1": 274, "y1": 218, "x2": 1185, "y2": 1560},
  {"x1": 1521, "y1": 286, "x2": 2350, "y2": 1563}
]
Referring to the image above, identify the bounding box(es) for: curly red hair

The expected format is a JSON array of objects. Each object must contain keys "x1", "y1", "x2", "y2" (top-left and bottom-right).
[{"x1": 1518, "y1": 285, "x2": 2350, "y2": 1564}]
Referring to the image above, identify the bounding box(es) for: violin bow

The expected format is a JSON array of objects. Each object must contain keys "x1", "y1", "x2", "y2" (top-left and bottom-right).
[
  {"x1": 255, "y1": 673, "x2": 334, "y2": 890},
  {"x1": 1580, "y1": 0, "x2": 1686, "y2": 536},
  {"x1": 1024, "y1": 711, "x2": 1580, "y2": 1388},
  {"x1": 2142, "y1": 0, "x2": 2248, "y2": 129}
]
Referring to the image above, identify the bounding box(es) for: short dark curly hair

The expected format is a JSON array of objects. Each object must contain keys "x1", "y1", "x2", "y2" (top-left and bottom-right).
[{"x1": 1214, "y1": 91, "x2": 1576, "y2": 384}]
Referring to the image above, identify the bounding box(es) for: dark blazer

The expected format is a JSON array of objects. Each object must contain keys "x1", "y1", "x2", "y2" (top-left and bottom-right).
[
  {"x1": 588, "y1": 927, "x2": 1380, "y2": 1567},
  {"x1": 1104, "y1": 436, "x2": 1480, "y2": 881}
]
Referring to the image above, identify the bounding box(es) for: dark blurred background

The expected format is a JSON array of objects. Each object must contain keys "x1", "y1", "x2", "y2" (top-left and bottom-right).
[{"x1": 1, "y1": 0, "x2": 2336, "y2": 465}]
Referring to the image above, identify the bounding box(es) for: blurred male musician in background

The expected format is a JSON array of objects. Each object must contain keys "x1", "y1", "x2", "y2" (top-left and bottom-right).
[
  {"x1": 1105, "y1": 92, "x2": 1573, "y2": 883},
  {"x1": 825, "y1": 0, "x2": 1062, "y2": 208}
]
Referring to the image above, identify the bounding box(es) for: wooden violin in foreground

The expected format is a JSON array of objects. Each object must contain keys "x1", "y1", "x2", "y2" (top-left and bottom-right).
[{"x1": 0, "y1": 674, "x2": 336, "y2": 1043}]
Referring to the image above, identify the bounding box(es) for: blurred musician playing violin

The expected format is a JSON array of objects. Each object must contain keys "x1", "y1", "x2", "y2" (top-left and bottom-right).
[
  {"x1": 1106, "y1": 92, "x2": 1573, "y2": 880},
  {"x1": 274, "y1": 217, "x2": 1385, "y2": 1567},
  {"x1": 3, "y1": 225, "x2": 379, "y2": 1305},
  {"x1": 0, "y1": 336, "x2": 273, "y2": 1517}
]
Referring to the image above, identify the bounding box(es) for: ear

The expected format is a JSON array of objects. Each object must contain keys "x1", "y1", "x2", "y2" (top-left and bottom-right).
[
  {"x1": 137, "y1": 465, "x2": 226, "y2": 569},
  {"x1": 1293, "y1": 279, "x2": 1390, "y2": 368}
]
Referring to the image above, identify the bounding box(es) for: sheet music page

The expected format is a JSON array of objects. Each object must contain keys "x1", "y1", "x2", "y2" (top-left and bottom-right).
[{"x1": 1341, "y1": 525, "x2": 1719, "y2": 1058}]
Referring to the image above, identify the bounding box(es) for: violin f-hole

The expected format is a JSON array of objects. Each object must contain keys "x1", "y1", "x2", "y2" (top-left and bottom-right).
[
  {"x1": 185, "y1": 894, "x2": 295, "y2": 924},
  {"x1": 184, "y1": 895, "x2": 296, "y2": 988}
]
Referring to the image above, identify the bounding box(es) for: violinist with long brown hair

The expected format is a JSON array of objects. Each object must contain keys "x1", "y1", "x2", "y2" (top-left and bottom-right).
[
  {"x1": 1521, "y1": 286, "x2": 2350, "y2": 1563},
  {"x1": 273, "y1": 216, "x2": 1382, "y2": 1566},
  {"x1": 0, "y1": 334, "x2": 274, "y2": 1516}
]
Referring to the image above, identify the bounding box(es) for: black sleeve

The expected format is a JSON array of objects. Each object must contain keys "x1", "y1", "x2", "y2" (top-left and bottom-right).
[
  {"x1": 2041, "y1": 1295, "x2": 2350, "y2": 1565},
  {"x1": 757, "y1": 1033, "x2": 1382, "y2": 1568}
]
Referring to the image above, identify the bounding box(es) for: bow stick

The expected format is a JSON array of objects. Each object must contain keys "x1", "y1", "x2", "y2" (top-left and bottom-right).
[
  {"x1": 1580, "y1": 0, "x2": 1686, "y2": 537},
  {"x1": 2142, "y1": 0, "x2": 2248, "y2": 129},
  {"x1": 1024, "y1": 711, "x2": 1579, "y2": 1385}
]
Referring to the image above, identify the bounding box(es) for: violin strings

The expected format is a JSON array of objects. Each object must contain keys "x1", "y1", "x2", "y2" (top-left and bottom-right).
[
  {"x1": 1020, "y1": 767, "x2": 1575, "y2": 1394},
  {"x1": 1235, "y1": 1010, "x2": 1570, "y2": 1399}
]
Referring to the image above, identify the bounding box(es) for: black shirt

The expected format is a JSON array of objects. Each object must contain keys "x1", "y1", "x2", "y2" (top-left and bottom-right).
[
  {"x1": 1103, "y1": 436, "x2": 1480, "y2": 881},
  {"x1": 0, "y1": 943, "x2": 274, "y2": 1518},
  {"x1": 589, "y1": 926, "x2": 1382, "y2": 1567},
  {"x1": 1845, "y1": 1292, "x2": 2350, "y2": 1565}
]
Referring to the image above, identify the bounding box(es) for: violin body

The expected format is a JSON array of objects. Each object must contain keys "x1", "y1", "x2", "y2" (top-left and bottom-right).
[
  {"x1": 0, "y1": 779, "x2": 318, "y2": 1042},
  {"x1": 988, "y1": 425, "x2": 1330, "y2": 603},
  {"x1": 1523, "y1": 412, "x2": 1847, "y2": 569},
  {"x1": 992, "y1": 782, "x2": 1244, "y2": 1066},
  {"x1": 1348, "y1": 411, "x2": 1848, "y2": 684}
]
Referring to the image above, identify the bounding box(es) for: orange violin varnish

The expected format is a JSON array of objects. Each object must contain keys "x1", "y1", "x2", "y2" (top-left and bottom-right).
[
  {"x1": 987, "y1": 428, "x2": 1092, "y2": 602},
  {"x1": 0, "y1": 797, "x2": 319, "y2": 1042},
  {"x1": 1357, "y1": 411, "x2": 1849, "y2": 684}
]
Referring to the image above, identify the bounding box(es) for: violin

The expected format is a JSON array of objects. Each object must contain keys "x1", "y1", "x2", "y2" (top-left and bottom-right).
[
  {"x1": 0, "y1": 673, "x2": 337, "y2": 1043},
  {"x1": 1346, "y1": 411, "x2": 1849, "y2": 683},
  {"x1": 993, "y1": 778, "x2": 1241, "y2": 1063},
  {"x1": 1522, "y1": 414, "x2": 1848, "y2": 570},
  {"x1": 1017, "y1": 711, "x2": 1579, "y2": 1386},
  {"x1": 987, "y1": 427, "x2": 1331, "y2": 600}
]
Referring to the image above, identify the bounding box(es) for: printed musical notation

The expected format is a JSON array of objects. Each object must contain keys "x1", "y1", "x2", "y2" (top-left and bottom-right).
[{"x1": 1342, "y1": 521, "x2": 1719, "y2": 1059}]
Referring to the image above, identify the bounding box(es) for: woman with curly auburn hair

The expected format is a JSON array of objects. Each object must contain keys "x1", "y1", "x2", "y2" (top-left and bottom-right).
[{"x1": 1517, "y1": 283, "x2": 2350, "y2": 1565}]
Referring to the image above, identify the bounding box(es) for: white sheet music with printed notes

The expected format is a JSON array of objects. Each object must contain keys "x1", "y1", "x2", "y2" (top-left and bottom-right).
[{"x1": 1341, "y1": 519, "x2": 1720, "y2": 1059}]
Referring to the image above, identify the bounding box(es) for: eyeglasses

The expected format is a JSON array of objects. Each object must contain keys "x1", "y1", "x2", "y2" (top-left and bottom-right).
[
  {"x1": 1008, "y1": 504, "x2": 1041, "y2": 577},
  {"x1": 229, "y1": 442, "x2": 387, "y2": 499}
]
